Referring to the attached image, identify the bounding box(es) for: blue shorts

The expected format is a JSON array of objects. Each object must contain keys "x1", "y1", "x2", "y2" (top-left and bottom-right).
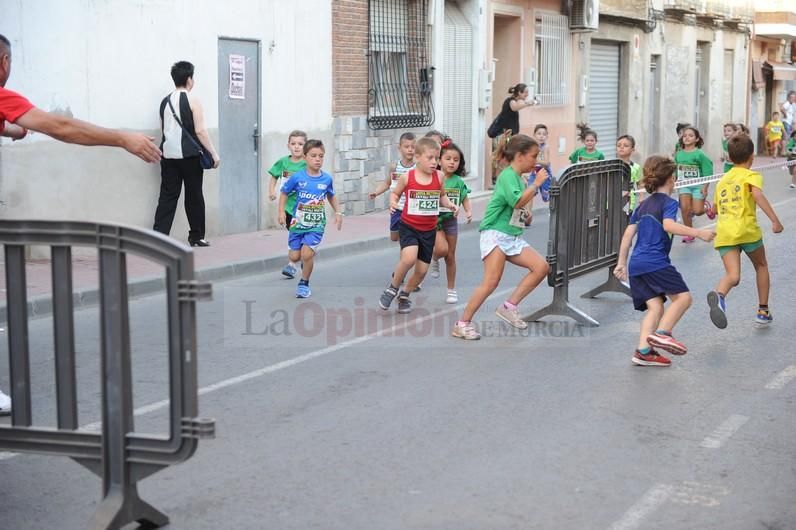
[
  {"x1": 390, "y1": 210, "x2": 402, "y2": 233},
  {"x1": 629, "y1": 266, "x2": 689, "y2": 311},
  {"x1": 288, "y1": 231, "x2": 323, "y2": 252}
]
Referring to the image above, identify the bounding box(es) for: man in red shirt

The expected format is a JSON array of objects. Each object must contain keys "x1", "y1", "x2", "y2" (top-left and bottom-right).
[
  {"x1": 0, "y1": 34, "x2": 160, "y2": 162},
  {"x1": 0, "y1": 34, "x2": 162, "y2": 415}
]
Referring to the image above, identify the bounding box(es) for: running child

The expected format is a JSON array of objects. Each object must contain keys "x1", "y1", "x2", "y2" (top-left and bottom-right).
[
  {"x1": 786, "y1": 130, "x2": 796, "y2": 189},
  {"x1": 569, "y1": 123, "x2": 605, "y2": 163},
  {"x1": 675, "y1": 126, "x2": 715, "y2": 241},
  {"x1": 429, "y1": 140, "x2": 472, "y2": 304},
  {"x1": 532, "y1": 124, "x2": 553, "y2": 202},
  {"x1": 278, "y1": 140, "x2": 343, "y2": 298},
  {"x1": 673, "y1": 122, "x2": 690, "y2": 155},
  {"x1": 720, "y1": 123, "x2": 739, "y2": 173},
  {"x1": 452, "y1": 135, "x2": 550, "y2": 340},
  {"x1": 616, "y1": 134, "x2": 643, "y2": 213},
  {"x1": 269, "y1": 130, "x2": 307, "y2": 279},
  {"x1": 378, "y1": 137, "x2": 459, "y2": 313},
  {"x1": 765, "y1": 111, "x2": 785, "y2": 157},
  {"x1": 614, "y1": 155, "x2": 715, "y2": 366},
  {"x1": 706, "y1": 133, "x2": 784, "y2": 329},
  {"x1": 369, "y1": 132, "x2": 416, "y2": 241}
]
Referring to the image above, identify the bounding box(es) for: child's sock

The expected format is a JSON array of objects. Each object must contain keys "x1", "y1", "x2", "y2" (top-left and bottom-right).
[
  {"x1": 503, "y1": 300, "x2": 518, "y2": 311},
  {"x1": 638, "y1": 346, "x2": 652, "y2": 354},
  {"x1": 299, "y1": 279, "x2": 309, "y2": 286},
  {"x1": 655, "y1": 329, "x2": 671, "y2": 336},
  {"x1": 457, "y1": 320, "x2": 470, "y2": 326},
  {"x1": 759, "y1": 304, "x2": 769, "y2": 314},
  {"x1": 398, "y1": 290, "x2": 410, "y2": 298}
]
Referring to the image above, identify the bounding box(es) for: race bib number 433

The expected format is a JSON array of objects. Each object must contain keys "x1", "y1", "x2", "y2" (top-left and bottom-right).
[
  {"x1": 296, "y1": 202, "x2": 325, "y2": 227},
  {"x1": 407, "y1": 190, "x2": 440, "y2": 216}
]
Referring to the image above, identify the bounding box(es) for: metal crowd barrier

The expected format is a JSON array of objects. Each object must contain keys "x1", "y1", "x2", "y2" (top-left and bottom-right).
[
  {"x1": 0, "y1": 220, "x2": 214, "y2": 529},
  {"x1": 525, "y1": 159, "x2": 631, "y2": 327}
]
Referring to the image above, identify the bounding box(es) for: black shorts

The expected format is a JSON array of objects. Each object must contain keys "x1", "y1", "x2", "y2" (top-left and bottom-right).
[
  {"x1": 630, "y1": 266, "x2": 689, "y2": 312},
  {"x1": 398, "y1": 221, "x2": 436, "y2": 264}
]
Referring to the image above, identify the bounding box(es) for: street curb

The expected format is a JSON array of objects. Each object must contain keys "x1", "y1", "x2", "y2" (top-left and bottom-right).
[{"x1": 1, "y1": 194, "x2": 550, "y2": 323}]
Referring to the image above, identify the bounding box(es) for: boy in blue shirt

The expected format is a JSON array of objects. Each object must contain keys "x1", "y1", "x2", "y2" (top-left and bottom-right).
[
  {"x1": 279, "y1": 139, "x2": 343, "y2": 298},
  {"x1": 615, "y1": 155, "x2": 714, "y2": 366}
]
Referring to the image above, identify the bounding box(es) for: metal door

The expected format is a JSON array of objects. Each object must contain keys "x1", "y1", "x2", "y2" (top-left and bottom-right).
[
  {"x1": 588, "y1": 41, "x2": 620, "y2": 159},
  {"x1": 443, "y1": 1, "x2": 473, "y2": 168},
  {"x1": 217, "y1": 38, "x2": 261, "y2": 234}
]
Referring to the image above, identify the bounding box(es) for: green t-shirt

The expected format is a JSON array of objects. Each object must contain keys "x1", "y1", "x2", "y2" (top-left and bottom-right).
[
  {"x1": 269, "y1": 156, "x2": 306, "y2": 214},
  {"x1": 480, "y1": 166, "x2": 525, "y2": 237},
  {"x1": 438, "y1": 174, "x2": 470, "y2": 223},
  {"x1": 674, "y1": 148, "x2": 713, "y2": 184},
  {"x1": 628, "y1": 161, "x2": 642, "y2": 211},
  {"x1": 722, "y1": 139, "x2": 732, "y2": 173},
  {"x1": 569, "y1": 147, "x2": 605, "y2": 163}
]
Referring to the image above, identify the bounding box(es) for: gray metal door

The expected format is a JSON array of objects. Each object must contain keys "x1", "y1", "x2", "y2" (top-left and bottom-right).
[
  {"x1": 218, "y1": 38, "x2": 261, "y2": 234},
  {"x1": 588, "y1": 41, "x2": 620, "y2": 159}
]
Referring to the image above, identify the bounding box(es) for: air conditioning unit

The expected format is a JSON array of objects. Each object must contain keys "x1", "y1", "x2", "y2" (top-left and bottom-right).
[{"x1": 569, "y1": 0, "x2": 599, "y2": 32}]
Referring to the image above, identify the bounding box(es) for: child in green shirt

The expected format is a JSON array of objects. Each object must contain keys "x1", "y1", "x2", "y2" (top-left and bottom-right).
[
  {"x1": 786, "y1": 130, "x2": 796, "y2": 188},
  {"x1": 569, "y1": 123, "x2": 604, "y2": 163},
  {"x1": 268, "y1": 129, "x2": 307, "y2": 278},
  {"x1": 675, "y1": 126, "x2": 715, "y2": 243},
  {"x1": 720, "y1": 123, "x2": 739, "y2": 173}
]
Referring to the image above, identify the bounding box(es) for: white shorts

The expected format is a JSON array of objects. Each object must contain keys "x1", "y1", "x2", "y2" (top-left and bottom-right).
[{"x1": 479, "y1": 229, "x2": 530, "y2": 260}]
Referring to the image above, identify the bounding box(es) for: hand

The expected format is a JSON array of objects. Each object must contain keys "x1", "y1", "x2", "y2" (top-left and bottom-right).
[
  {"x1": 524, "y1": 211, "x2": 533, "y2": 226},
  {"x1": 269, "y1": 192, "x2": 277, "y2": 201},
  {"x1": 278, "y1": 213, "x2": 287, "y2": 228},
  {"x1": 451, "y1": 205, "x2": 460, "y2": 217},
  {"x1": 697, "y1": 229, "x2": 716, "y2": 242},
  {"x1": 122, "y1": 133, "x2": 161, "y2": 163},
  {"x1": 213, "y1": 157, "x2": 220, "y2": 169},
  {"x1": 11, "y1": 127, "x2": 28, "y2": 141},
  {"x1": 368, "y1": 192, "x2": 377, "y2": 200},
  {"x1": 614, "y1": 264, "x2": 627, "y2": 281},
  {"x1": 533, "y1": 167, "x2": 549, "y2": 188},
  {"x1": 389, "y1": 202, "x2": 398, "y2": 213},
  {"x1": 335, "y1": 212, "x2": 344, "y2": 230},
  {"x1": 772, "y1": 220, "x2": 784, "y2": 233},
  {"x1": 465, "y1": 211, "x2": 472, "y2": 224}
]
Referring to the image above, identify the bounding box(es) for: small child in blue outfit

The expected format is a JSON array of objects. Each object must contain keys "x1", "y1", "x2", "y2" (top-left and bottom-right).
[
  {"x1": 531, "y1": 124, "x2": 553, "y2": 201},
  {"x1": 279, "y1": 139, "x2": 343, "y2": 298},
  {"x1": 615, "y1": 155, "x2": 715, "y2": 367}
]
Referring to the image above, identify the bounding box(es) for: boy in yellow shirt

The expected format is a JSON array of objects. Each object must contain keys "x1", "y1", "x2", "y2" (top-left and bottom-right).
[
  {"x1": 764, "y1": 111, "x2": 785, "y2": 157},
  {"x1": 707, "y1": 134, "x2": 784, "y2": 329}
]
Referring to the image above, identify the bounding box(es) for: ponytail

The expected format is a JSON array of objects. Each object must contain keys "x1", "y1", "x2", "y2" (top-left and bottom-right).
[
  {"x1": 576, "y1": 122, "x2": 597, "y2": 142},
  {"x1": 493, "y1": 133, "x2": 538, "y2": 163},
  {"x1": 508, "y1": 83, "x2": 528, "y2": 99}
]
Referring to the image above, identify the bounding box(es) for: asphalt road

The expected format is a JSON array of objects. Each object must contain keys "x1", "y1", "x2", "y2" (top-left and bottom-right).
[{"x1": 1, "y1": 168, "x2": 795, "y2": 529}]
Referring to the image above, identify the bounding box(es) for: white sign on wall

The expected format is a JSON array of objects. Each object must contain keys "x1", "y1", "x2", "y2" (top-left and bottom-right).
[{"x1": 229, "y1": 54, "x2": 245, "y2": 99}]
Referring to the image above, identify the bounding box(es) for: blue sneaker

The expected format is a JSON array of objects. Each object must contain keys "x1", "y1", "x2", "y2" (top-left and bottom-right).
[
  {"x1": 282, "y1": 263, "x2": 296, "y2": 279},
  {"x1": 296, "y1": 282, "x2": 311, "y2": 298},
  {"x1": 754, "y1": 309, "x2": 772, "y2": 327},
  {"x1": 707, "y1": 291, "x2": 727, "y2": 329}
]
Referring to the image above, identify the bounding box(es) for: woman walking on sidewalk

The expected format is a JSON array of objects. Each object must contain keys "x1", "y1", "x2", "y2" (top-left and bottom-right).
[{"x1": 453, "y1": 134, "x2": 550, "y2": 340}]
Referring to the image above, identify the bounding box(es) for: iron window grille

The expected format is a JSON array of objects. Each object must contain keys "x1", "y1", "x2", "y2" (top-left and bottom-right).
[
  {"x1": 534, "y1": 12, "x2": 572, "y2": 106},
  {"x1": 368, "y1": 0, "x2": 435, "y2": 130}
]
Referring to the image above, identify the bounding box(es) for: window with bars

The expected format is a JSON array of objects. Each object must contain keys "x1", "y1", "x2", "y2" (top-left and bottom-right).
[
  {"x1": 534, "y1": 12, "x2": 571, "y2": 106},
  {"x1": 368, "y1": 0, "x2": 434, "y2": 129}
]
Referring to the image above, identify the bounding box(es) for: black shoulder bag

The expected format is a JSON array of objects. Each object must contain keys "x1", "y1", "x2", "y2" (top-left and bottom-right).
[{"x1": 166, "y1": 96, "x2": 215, "y2": 169}]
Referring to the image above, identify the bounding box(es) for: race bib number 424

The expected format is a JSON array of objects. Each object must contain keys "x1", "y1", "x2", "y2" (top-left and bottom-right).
[{"x1": 407, "y1": 190, "x2": 440, "y2": 216}]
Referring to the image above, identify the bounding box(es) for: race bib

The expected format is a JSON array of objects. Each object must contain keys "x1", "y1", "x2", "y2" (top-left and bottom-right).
[
  {"x1": 439, "y1": 189, "x2": 461, "y2": 213},
  {"x1": 677, "y1": 164, "x2": 699, "y2": 180},
  {"x1": 295, "y1": 202, "x2": 325, "y2": 227},
  {"x1": 510, "y1": 205, "x2": 532, "y2": 228},
  {"x1": 406, "y1": 190, "x2": 440, "y2": 216}
]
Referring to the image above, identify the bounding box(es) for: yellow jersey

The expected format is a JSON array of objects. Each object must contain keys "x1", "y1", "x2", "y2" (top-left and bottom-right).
[
  {"x1": 766, "y1": 120, "x2": 784, "y2": 140},
  {"x1": 714, "y1": 167, "x2": 763, "y2": 248}
]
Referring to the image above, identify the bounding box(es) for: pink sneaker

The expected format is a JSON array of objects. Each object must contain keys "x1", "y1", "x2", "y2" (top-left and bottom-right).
[
  {"x1": 705, "y1": 200, "x2": 716, "y2": 220},
  {"x1": 682, "y1": 236, "x2": 696, "y2": 244},
  {"x1": 647, "y1": 332, "x2": 687, "y2": 355}
]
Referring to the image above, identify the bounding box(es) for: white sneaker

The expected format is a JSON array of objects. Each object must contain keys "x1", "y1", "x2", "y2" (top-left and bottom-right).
[
  {"x1": 446, "y1": 289, "x2": 458, "y2": 304},
  {"x1": 429, "y1": 259, "x2": 440, "y2": 278},
  {"x1": 452, "y1": 321, "x2": 480, "y2": 340},
  {"x1": 0, "y1": 389, "x2": 11, "y2": 416},
  {"x1": 790, "y1": 183, "x2": 796, "y2": 189},
  {"x1": 495, "y1": 304, "x2": 528, "y2": 330}
]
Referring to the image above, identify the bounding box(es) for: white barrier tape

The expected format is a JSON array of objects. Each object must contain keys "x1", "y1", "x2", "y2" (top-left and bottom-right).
[{"x1": 631, "y1": 158, "x2": 796, "y2": 194}]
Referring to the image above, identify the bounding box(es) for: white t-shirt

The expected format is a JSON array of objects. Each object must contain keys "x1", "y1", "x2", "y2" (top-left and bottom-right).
[{"x1": 783, "y1": 100, "x2": 796, "y2": 125}]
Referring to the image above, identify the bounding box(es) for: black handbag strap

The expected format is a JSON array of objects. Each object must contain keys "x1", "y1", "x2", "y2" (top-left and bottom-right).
[{"x1": 166, "y1": 94, "x2": 205, "y2": 154}]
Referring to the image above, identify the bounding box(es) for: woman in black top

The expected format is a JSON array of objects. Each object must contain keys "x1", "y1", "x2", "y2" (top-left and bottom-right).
[{"x1": 499, "y1": 83, "x2": 535, "y2": 135}]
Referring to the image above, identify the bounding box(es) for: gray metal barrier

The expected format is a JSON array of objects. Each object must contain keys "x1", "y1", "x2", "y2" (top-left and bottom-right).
[
  {"x1": 0, "y1": 220, "x2": 214, "y2": 529},
  {"x1": 525, "y1": 159, "x2": 631, "y2": 327}
]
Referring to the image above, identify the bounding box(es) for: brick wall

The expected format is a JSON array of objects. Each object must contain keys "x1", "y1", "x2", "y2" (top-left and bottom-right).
[
  {"x1": 601, "y1": 0, "x2": 649, "y2": 21},
  {"x1": 332, "y1": 0, "x2": 369, "y2": 116}
]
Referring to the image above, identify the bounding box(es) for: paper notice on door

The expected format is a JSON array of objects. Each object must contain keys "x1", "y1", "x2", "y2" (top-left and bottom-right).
[{"x1": 229, "y1": 54, "x2": 245, "y2": 99}]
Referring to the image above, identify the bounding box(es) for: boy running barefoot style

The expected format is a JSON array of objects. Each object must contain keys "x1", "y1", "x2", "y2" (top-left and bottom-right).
[
  {"x1": 269, "y1": 130, "x2": 307, "y2": 279},
  {"x1": 369, "y1": 132, "x2": 416, "y2": 241},
  {"x1": 278, "y1": 140, "x2": 343, "y2": 298},
  {"x1": 615, "y1": 156, "x2": 715, "y2": 366},
  {"x1": 379, "y1": 137, "x2": 459, "y2": 313},
  {"x1": 429, "y1": 140, "x2": 472, "y2": 304},
  {"x1": 452, "y1": 135, "x2": 550, "y2": 340},
  {"x1": 707, "y1": 134, "x2": 784, "y2": 329}
]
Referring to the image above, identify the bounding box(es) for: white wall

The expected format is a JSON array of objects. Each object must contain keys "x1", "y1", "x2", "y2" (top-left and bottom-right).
[{"x1": 0, "y1": 0, "x2": 333, "y2": 237}]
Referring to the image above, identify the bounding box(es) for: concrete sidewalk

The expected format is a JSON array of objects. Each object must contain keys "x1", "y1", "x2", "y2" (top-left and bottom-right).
[{"x1": 2, "y1": 191, "x2": 551, "y2": 321}]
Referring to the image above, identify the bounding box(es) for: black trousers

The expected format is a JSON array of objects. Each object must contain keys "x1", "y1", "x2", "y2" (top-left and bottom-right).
[{"x1": 153, "y1": 157, "x2": 205, "y2": 241}]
